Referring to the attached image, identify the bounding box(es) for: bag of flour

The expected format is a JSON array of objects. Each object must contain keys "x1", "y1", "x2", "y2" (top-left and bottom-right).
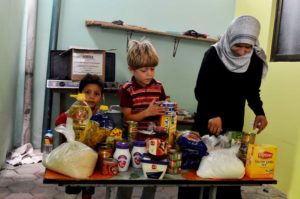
[
  {"x1": 196, "y1": 146, "x2": 245, "y2": 179},
  {"x1": 43, "y1": 118, "x2": 97, "y2": 179}
]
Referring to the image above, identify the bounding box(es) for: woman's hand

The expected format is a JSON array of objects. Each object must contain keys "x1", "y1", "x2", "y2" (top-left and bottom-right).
[
  {"x1": 253, "y1": 115, "x2": 268, "y2": 133},
  {"x1": 208, "y1": 117, "x2": 223, "y2": 135}
]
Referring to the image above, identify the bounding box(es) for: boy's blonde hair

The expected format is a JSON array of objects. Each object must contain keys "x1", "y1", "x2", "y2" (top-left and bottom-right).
[{"x1": 127, "y1": 39, "x2": 159, "y2": 69}]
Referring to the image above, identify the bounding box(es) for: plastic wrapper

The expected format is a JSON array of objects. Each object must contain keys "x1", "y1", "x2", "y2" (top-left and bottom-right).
[
  {"x1": 197, "y1": 146, "x2": 245, "y2": 179},
  {"x1": 80, "y1": 120, "x2": 108, "y2": 149},
  {"x1": 43, "y1": 118, "x2": 98, "y2": 179},
  {"x1": 105, "y1": 128, "x2": 123, "y2": 147},
  {"x1": 67, "y1": 94, "x2": 92, "y2": 141},
  {"x1": 181, "y1": 148, "x2": 207, "y2": 169},
  {"x1": 177, "y1": 131, "x2": 207, "y2": 152}
]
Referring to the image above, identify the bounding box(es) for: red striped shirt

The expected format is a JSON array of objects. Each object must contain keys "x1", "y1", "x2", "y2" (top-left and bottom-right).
[{"x1": 120, "y1": 77, "x2": 166, "y2": 129}]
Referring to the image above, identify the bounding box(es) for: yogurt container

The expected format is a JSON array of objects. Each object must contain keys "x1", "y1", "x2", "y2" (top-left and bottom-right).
[{"x1": 141, "y1": 154, "x2": 168, "y2": 179}]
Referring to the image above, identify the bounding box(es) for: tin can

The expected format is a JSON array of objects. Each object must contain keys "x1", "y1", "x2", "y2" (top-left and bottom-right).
[
  {"x1": 101, "y1": 158, "x2": 118, "y2": 176},
  {"x1": 159, "y1": 102, "x2": 176, "y2": 112},
  {"x1": 168, "y1": 149, "x2": 181, "y2": 160},
  {"x1": 125, "y1": 121, "x2": 138, "y2": 142},
  {"x1": 98, "y1": 145, "x2": 113, "y2": 168},
  {"x1": 169, "y1": 159, "x2": 181, "y2": 167},
  {"x1": 167, "y1": 167, "x2": 181, "y2": 175},
  {"x1": 238, "y1": 132, "x2": 256, "y2": 164}
]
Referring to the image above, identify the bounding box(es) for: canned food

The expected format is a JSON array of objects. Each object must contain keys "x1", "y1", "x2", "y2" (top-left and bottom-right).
[
  {"x1": 238, "y1": 132, "x2": 256, "y2": 164},
  {"x1": 169, "y1": 159, "x2": 181, "y2": 167},
  {"x1": 125, "y1": 121, "x2": 138, "y2": 142},
  {"x1": 167, "y1": 167, "x2": 181, "y2": 175},
  {"x1": 159, "y1": 102, "x2": 176, "y2": 112},
  {"x1": 98, "y1": 145, "x2": 113, "y2": 168},
  {"x1": 101, "y1": 158, "x2": 118, "y2": 176},
  {"x1": 168, "y1": 149, "x2": 182, "y2": 160}
]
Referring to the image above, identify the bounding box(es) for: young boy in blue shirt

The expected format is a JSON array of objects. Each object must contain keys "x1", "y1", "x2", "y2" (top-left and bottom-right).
[{"x1": 55, "y1": 73, "x2": 104, "y2": 199}]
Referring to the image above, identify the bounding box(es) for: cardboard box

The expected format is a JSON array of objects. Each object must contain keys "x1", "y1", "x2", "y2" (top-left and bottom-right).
[
  {"x1": 245, "y1": 144, "x2": 277, "y2": 179},
  {"x1": 159, "y1": 112, "x2": 177, "y2": 147},
  {"x1": 50, "y1": 50, "x2": 115, "y2": 82},
  {"x1": 69, "y1": 48, "x2": 105, "y2": 81}
]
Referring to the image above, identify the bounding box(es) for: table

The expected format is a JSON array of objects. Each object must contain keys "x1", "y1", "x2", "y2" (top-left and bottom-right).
[{"x1": 43, "y1": 168, "x2": 277, "y2": 199}]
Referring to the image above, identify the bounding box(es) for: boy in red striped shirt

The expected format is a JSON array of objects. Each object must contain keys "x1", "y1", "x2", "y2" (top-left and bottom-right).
[
  {"x1": 118, "y1": 39, "x2": 168, "y2": 199},
  {"x1": 120, "y1": 39, "x2": 167, "y2": 131}
]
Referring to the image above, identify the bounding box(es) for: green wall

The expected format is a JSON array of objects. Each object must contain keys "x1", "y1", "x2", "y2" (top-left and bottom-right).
[
  {"x1": 0, "y1": 0, "x2": 25, "y2": 167},
  {"x1": 31, "y1": 0, "x2": 235, "y2": 148},
  {"x1": 236, "y1": 0, "x2": 300, "y2": 198}
]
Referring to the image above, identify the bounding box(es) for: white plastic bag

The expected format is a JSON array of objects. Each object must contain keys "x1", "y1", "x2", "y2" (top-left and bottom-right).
[
  {"x1": 196, "y1": 146, "x2": 245, "y2": 179},
  {"x1": 43, "y1": 118, "x2": 98, "y2": 179}
]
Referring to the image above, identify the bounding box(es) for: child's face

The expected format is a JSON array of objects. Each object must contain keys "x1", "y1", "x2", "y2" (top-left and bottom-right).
[
  {"x1": 130, "y1": 66, "x2": 156, "y2": 87},
  {"x1": 82, "y1": 84, "x2": 102, "y2": 109}
]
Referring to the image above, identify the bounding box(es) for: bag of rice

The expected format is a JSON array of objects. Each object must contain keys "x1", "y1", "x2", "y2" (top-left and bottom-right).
[{"x1": 43, "y1": 118, "x2": 97, "y2": 179}]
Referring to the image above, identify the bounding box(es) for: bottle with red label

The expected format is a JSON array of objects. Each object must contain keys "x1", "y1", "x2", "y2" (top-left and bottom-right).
[
  {"x1": 113, "y1": 141, "x2": 131, "y2": 172},
  {"x1": 131, "y1": 140, "x2": 146, "y2": 168}
]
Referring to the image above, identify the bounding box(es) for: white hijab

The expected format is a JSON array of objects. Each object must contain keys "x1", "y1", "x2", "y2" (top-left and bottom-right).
[{"x1": 213, "y1": 15, "x2": 268, "y2": 79}]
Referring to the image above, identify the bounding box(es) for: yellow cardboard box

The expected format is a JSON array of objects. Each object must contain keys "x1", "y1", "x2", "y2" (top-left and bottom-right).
[
  {"x1": 159, "y1": 112, "x2": 177, "y2": 147},
  {"x1": 245, "y1": 144, "x2": 277, "y2": 179}
]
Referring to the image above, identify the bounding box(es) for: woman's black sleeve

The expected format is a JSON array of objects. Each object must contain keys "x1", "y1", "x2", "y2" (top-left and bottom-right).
[
  {"x1": 246, "y1": 58, "x2": 265, "y2": 116},
  {"x1": 194, "y1": 48, "x2": 225, "y2": 118}
]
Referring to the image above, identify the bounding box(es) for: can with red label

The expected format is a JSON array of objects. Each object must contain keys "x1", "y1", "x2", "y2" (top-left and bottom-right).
[
  {"x1": 101, "y1": 158, "x2": 118, "y2": 176},
  {"x1": 98, "y1": 145, "x2": 113, "y2": 169}
]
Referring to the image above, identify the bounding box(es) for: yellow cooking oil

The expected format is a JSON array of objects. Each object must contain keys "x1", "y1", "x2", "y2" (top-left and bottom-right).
[{"x1": 68, "y1": 93, "x2": 92, "y2": 140}]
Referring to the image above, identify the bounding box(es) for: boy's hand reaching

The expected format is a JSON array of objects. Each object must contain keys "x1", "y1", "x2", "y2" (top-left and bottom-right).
[{"x1": 146, "y1": 100, "x2": 167, "y2": 117}]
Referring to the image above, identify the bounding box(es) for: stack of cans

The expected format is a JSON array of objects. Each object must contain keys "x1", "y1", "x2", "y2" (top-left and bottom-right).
[{"x1": 167, "y1": 149, "x2": 182, "y2": 174}]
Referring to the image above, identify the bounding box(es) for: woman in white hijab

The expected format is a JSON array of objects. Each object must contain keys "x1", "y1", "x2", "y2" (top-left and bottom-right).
[{"x1": 179, "y1": 15, "x2": 268, "y2": 199}]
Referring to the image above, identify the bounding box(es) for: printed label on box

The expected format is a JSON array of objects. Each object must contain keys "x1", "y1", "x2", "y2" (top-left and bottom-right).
[{"x1": 72, "y1": 52, "x2": 103, "y2": 76}]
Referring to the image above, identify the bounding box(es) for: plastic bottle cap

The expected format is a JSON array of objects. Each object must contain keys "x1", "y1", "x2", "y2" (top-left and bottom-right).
[
  {"x1": 133, "y1": 140, "x2": 146, "y2": 147},
  {"x1": 116, "y1": 141, "x2": 129, "y2": 149},
  {"x1": 100, "y1": 105, "x2": 109, "y2": 111},
  {"x1": 70, "y1": 93, "x2": 86, "y2": 101}
]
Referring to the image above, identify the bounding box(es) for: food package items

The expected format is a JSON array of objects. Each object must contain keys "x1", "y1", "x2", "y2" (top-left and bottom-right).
[
  {"x1": 159, "y1": 111, "x2": 177, "y2": 147},
  {"x1": 245, "y1": 144, "x2": 277, "y2": 179},
  {"x1": 146, "y1": 138, "x2": 168, "y2": 157},
  {"x1": 105, "y1": 128, "x2": 123, "y2": 147},
  {"x1": 141, "y1": 154, "x2": 168, "y2": 179},
  {"x1": 43, "y1": 118, "x2": 98, "y2": 179},
  {"x1": 197, "y1": 146, "x2": 245, "y2": 179},
  {"x1": 80, "y1": 121, "x2": 107, "y2": 149},
  {"x1": 177, "y1": 131, "x2": 207, "y2": 153}
]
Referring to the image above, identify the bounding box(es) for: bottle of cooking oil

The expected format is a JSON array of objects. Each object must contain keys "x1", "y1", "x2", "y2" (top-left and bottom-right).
[{"x1": 67, "y1": 93, "x2": 92, "y2": 140}]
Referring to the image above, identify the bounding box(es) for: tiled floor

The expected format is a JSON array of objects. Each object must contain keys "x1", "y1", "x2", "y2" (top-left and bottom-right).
[{"x1": 0, "y1": 155, "x2": 287, "y2": 199}]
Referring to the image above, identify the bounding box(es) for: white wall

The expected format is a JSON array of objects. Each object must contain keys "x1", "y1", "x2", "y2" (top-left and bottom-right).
[{"x1": 0, "y1": 0, "x2": 25, "y2": 166}]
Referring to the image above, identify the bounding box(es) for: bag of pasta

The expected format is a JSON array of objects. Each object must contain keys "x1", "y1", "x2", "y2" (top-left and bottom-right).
[
  {"x1": 80, "y1": 120, "x2": 108, "y2": 149},
  {"x1": 43, "y1": 118, "x2": 97, "y2": 179}
]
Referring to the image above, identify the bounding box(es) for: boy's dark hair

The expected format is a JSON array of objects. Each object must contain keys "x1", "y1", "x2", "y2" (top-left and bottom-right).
[{"x1": 79, "y1": 73, "x2": 104, "y2": 93}]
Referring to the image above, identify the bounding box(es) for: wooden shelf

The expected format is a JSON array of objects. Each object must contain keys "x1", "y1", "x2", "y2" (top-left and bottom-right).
[
  {"x1": 85, "y1": 20, "x2": 217, "y2": 57},
  {"x1": 86, "y1": 20, "x2": 217, "y2": 43}
]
